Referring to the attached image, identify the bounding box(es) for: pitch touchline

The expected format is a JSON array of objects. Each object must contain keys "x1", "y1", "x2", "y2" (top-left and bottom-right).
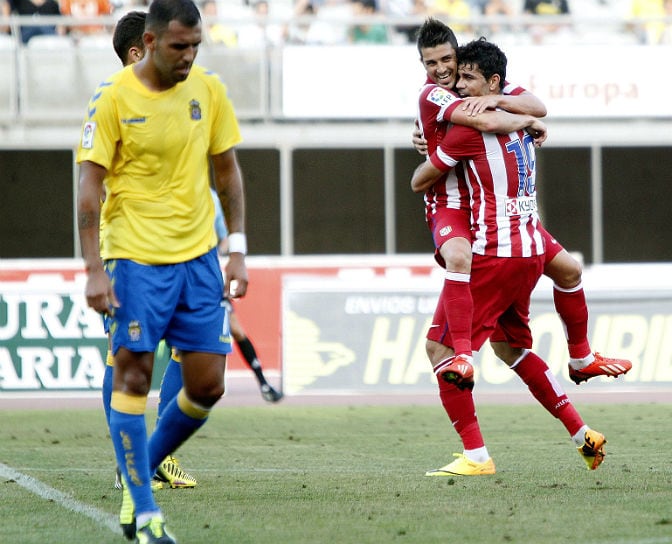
[{"x1": 0, "y1": 462, "x2": 121, "y2": 536}]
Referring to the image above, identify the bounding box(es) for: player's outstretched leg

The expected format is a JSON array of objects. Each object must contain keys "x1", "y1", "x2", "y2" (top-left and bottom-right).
[
  {"x1": 568, "y1": 353, "x2": 632, "y2": 385},
  {"x1": 260, "y1": 382, "x2": 283, "y2": 403},
  {"x1": 236, "y1": 337, "x2": 283, "y2": 402}
]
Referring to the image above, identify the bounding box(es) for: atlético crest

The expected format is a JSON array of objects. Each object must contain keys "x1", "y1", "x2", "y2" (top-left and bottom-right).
[{"x1": 189, "y1": 99, "x2": 202, "y2": 120}]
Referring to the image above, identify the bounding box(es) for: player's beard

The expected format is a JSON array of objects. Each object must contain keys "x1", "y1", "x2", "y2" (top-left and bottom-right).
[{"x1": 174, "y1": 62, "x2": 193, "y2": 82}]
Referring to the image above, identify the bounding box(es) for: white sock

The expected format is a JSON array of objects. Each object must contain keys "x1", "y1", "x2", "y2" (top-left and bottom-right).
[
  {"x1": 136, "y1": 511, "x2": 163, "y2": 529},
  {"x1": 464, "y1": 447, "x2": 490, "y2": 463},
  {"x1": 571, "y1": 425, "x2": 589, "y2": 447},
  {"x1": 569, "y1": 353, "x2": 595, "y2": 370}
]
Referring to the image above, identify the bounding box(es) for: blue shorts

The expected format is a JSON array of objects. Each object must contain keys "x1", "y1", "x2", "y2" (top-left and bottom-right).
[{"x1": 105, "y1": 248, "x2": 232, "y2": 356}]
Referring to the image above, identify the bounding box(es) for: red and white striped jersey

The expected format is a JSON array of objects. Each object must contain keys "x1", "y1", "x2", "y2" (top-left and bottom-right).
[
  {"x1": 417, "y1": 83, "x2": 462, "y2": 158},
  {"x1": 417, "y1": 78, "x2": 527, "y2": 157},
  {"x1": 416, "y1": 80, "x2": 529, "y2": 217},
  {"x1": 429, "y1": 123, "x2": 545, "y2": 258}
]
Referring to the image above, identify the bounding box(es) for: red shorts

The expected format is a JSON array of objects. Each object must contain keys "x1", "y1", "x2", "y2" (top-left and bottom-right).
[
  {"x1": 538, "y1": 224, "x2": 564, "y2": 265},
  {"x1": 428, "y1": 254, "x2": 544, "y2": 351},
  {"x1": 427, "y1": 207, "x2": 471, "y2": 268}
]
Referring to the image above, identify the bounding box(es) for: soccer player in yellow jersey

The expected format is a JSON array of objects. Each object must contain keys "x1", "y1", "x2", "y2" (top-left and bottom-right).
[
  {"x1": 102, "y1": 10, "x2": 281, "y2": 499},
  {"x1": 76, "y1": 0, "x2": 247, "y2": 541}
]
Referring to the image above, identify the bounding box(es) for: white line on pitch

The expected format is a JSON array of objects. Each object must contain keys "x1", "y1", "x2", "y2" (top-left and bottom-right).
[{"x1": 0, "y1": 462, "x2": 121, "y2": 536}]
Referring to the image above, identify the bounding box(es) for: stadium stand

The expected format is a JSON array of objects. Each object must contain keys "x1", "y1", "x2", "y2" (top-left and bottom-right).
[
  {"x1": 196, "y1": 45, "x2": 271, "y2": 119},
  {"x1": 0, "y1": 33, "x2": 17, "y2": 121},
  {"x1": 18, "y1": 34, "x2": 80, "y2": 121}
]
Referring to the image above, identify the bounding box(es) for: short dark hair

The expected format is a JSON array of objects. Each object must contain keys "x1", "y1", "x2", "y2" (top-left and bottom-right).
[
  {"x1": 416, "y1": 17, "x2": 458, "y2": 56},
  {"x1": 113, "y1": 10, "x2": 146, "y2": 64},
  {"x1": 457, "y1": 37, "x2": 507, "y2": 91},
  {"x1": 146, "y1": 0, "x2": 201, "y2": 35}
]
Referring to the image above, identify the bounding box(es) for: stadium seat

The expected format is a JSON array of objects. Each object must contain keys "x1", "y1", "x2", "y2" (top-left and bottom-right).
[
  {"x1": 197, "y1": 46, "x2": 268, "y2": 120},
  {"x1": 19, "y1": 35, "x2": 81, "y2": 121},
  {"x1": 0, "y1": 34, "x2": 18, "y2": 122},
  {"x1": 75, "y1": 33, "x2": 121, "y2": 107}
]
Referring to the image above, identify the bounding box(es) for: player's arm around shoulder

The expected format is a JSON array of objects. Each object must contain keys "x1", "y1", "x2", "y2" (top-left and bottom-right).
[
  {"x1": 496, "y1": 92, "x2": 546, "y2": 117},
  {"x1": 460, "y1": 91, "x2": 547, "y2": 118},
  {"x1": 451, "y1": 106, "x2": 542, "y2": 136},
  {"x1": 411, "y1": 154, "x2": 447, "y2": 194}
]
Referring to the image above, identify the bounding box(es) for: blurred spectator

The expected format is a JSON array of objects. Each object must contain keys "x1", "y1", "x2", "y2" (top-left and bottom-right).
[
  {"x1": 295, "y1": 0, "x2": 352, "y2": 45},
  {"x1": 661, "y1": 0, "x2": 672, "y2": 43},
  {"x1": 485, "y1": 0, "x2": 515, "y2": 17},
  {"x1": 522, "y1": 0, "x2": 570, "y2": 43},
  {"x1": 523, "y1": 0, "x2": 568, "y2": 14},
  {"x1": 202, "y1": 0, "x2": 238, "y2": 46},
  {"x1": 467, "y1": 0, "x2": 488, "y2": 13},
  {"x1": 483, "y1": 0, "x2": 515, "y2": 33},
  {"x1": 428, "y1": 0, "x2": 473, "y2": 34},
  {"x1": 236, "y1": 0, "x2": 287, "y2": 48},
  {"x1": 2, "y1": 0, "x2": 65, "y2": 43},
  {"x1": 380, "y1": 0, "x2": 427, "y2": 43},
  {"x1": 60, "y1": 0, "x2": 113, "y2": 37},
  {"x1": 350, "y1": 0, "x2": 388, "y2": 42},
  {"x1": 287, "y1": 0, "x2": 314, "y2": 43},
  {"x1": 629, "y1": 0, "x2": 665, "y2": 43},
  {"x1": 110, "y1": 0, "x2": 148, "y2": 18},
  {"x1": 571, "y1": 0, "x2": 632, "y2": 44}
]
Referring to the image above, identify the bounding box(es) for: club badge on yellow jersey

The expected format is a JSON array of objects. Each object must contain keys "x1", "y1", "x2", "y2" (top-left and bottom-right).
[{"x1": 190, "y1": 100, "x2": 202, "y2": 121}]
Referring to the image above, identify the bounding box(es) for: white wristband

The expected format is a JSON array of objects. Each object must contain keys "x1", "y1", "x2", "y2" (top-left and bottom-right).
[{"x1": 228, "y1": 232, "x2": 247, "y2": 255}]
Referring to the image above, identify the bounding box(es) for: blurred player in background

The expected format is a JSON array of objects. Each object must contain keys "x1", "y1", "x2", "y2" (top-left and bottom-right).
[
  {"x1": 411, "y1": 38, "x2": 607, "y2": 476},
  {"x1": 208, "y1": 186, "x2": 283, "y2": 402},
  {"x1": 112, "y1": 9, "x2": 146, "y2": 66},
  {"x1": 412, "y1": 18, "x2": 631, "y2": 385},
  {"x1": 77, "y1": 0, "x2": 248, "y2": 541}
]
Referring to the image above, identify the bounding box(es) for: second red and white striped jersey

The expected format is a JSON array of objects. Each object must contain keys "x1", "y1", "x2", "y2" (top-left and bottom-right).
[
  {"x1": 417, "y1": 78, "x2": 526, "y2": 158},
  {"x1": 417, "y1": 80, "x2": 529, "y2": 218},
  {"x1": 417, "y1": 83, "x2": 462, "y2": 158},
  {"x1": 429, "y1": 123, "x2": 545, "y2": 258}
]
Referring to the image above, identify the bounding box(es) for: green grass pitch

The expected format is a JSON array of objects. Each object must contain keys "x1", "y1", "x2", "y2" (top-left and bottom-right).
[{"x1": 1, "y1": 402, "x2": 671, "y2": 544}]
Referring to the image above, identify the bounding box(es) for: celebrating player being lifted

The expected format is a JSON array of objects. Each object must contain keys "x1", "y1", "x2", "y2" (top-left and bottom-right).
[
  {"x1": 412, "y1": 18, "x2": 631, "y2": 385},
  {"x1": 412, "y1": 37, "x2": 608, "y2": 476}
]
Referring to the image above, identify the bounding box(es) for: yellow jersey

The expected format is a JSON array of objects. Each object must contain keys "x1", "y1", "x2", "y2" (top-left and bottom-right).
[{"x1": 76, "y1": 64, "x2": 242, "y2": 265}]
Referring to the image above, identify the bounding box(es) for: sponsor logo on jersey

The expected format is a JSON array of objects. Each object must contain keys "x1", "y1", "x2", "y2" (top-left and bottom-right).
[
  {"x1": 121, "y1": 117, "x2": 146, "y2": 124},
  {"x1": 426, "y1": 87, "x2": 455, "y2": 107},
  {"x1": 190, "y1": 99, "x2": 202, "y2": 120},
  {"x1": 81, "y1": 121, "x2": 96, "y2": 149},
  {"x1": 505, "y1": 196, "x2": 537, "y2": 217}
]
